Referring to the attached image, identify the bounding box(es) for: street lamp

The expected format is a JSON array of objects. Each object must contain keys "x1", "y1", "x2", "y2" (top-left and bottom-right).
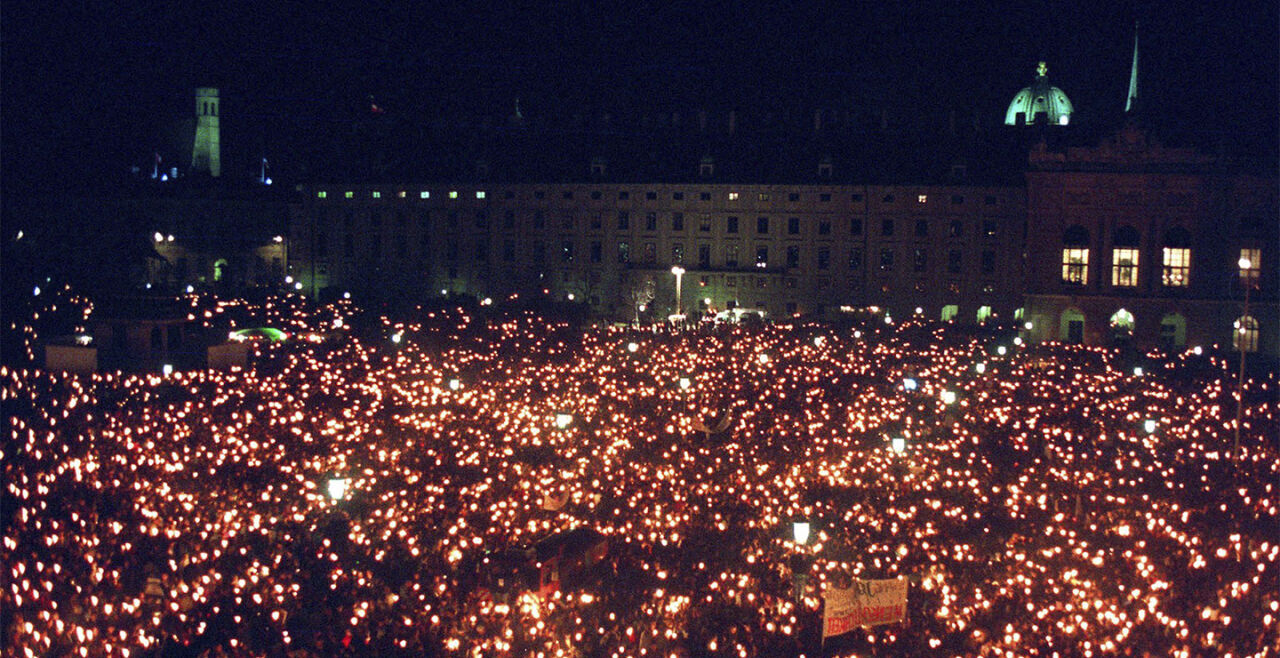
[
  {"x1": 327, "y1": 477, "x2": 350, "y2": 501},
  {"x1": 792, "y1": 522, "x2": 810, "y2": 545},
  {"x1": 671, "y1": 265, "x2": 685, "y2": 317},
  {"x1": 1235, "y1": 257, "x2": 1254, "y2": 460}
]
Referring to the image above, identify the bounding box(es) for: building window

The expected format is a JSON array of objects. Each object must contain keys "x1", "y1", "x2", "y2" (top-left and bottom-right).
[
  {"x1": 476, "y1": 190, "x2": 486, "y2": 199},
  {"x1": 698, "y1": 244, "x2": 711, "y2": 268},
  {"x1": 951, "y1": 195, "x2": 964, "y2": 205},
  {"x1": 984, "y1": 195, "x2": 997, "y2": 206},
  {"x1": 563, "y1": 191, "x2": 573, "y2": 199},
  {"x1": 729, "y1": 192, "x2": 739, "y2": 201},
  {"x1": 533, "y1": 211, "x2": 545, "y2": 229},
  {"x1": 819, "y1": 193, "x2": 831, "y2": 202},
  {"x1": 590, "y1": 241, "x2": 602, "y2": 263},
  {"x1": 590, "y1": 191, "x2": 602, "y2": 200},
  {"x1": 503, "y1": 240, "x2": 516, "y2": 262},
  {"x1": 699, "y1": 216, "x2": 712, "y2": 232},
  {"x1": 788, "y1": 193, "x2": 800, "y2": 202},
  {"x1": 420, "y1": 191, "x2": 430, "y2": 199},
  {"x1": 726, "y1": 245, "x2": 739, "y2": 268},
  {"x1": 1112, "y1": 248, "x2": 1140, "y2": 287},
  {"x1": 1161, "y1": 247, "x2": 1190, "y2": 287},
  {"x1": 505, "y1": 191, "x2": 515, "y2": 199},
  {"x1": 317, "y1": 190, "x2": 327, "y2": 198},
  {"x1": 474, "y1": 242, "x2": 487, "y2": 262},
  {"x1": 1110, "y1": 308, "x2": 1135, "y2": 340},
  {"x1": 503, "y1": 210, "x2": 516, "y2": 229},
  {"x1": 818, "y1": 220, "x2": 831, "y2": 235},
  {"x1": 981, "y1": 250, "x2": 996, "y2": 274},
  {"x1": 917, "y1": 194, "x2": 928, "y2": 204},
  {"x1": 642, "y1": 242, "x2": 656, "y2": 263},
  {"x1": 645, "y1": 213, "x2": 658, "y2": 231},
  {"x1": 756, "y1": 246, "x2": 769, "y2": 268},
  {"x1": 700, "y1": 192, "x2": 711, "y2": 201},
  {"x1": 881, "y1": 219, "x2": 894, "y2": 236},
  {"x1": 344, "y1": 191, "x2": 354, "y2": 199},
  {"x1": 949, "y1": 220, "x2": 963, "y2": 237},
  {"x1": 534, "y1": 191, "x2": 545, "y2": 199},
  {"x1": 727, "y1": 216, "x2": 739, "y2": 234},
  {"x1": 786, "y1": 245, "x2": 800, "y2": 268},
  {"x1": 941, "y1": 304, "x2": 958, "y2": 322},
  {"x1": 879, "y1": 249, "x2": 894, "y2": 271},
  {"x1": 849, "y1": 249, "x2": 863, "y2": 270},
  {"x1": 788, "y1": 217, "x2": 800, "y2": 235},
  {"x1": 1234, "y1": 316, "x2": 1259, "y2": 352},
  {"x1": 976, "y1": 305, "x2": 993, "y2": 324},
  {"x1": 1062, "y1": 225, "x2": 1090, "y2": 285},
  {"x1": 982, "y1": 220, "x2": 998, "y2": 238},
  {"x1": 757, "y1": 217, "x2": 769, "y2": 234},
  {"x1": 449, "y1": 190, "x2": 458, "y2": 199},
  {"x1": 646, "y1": 191, "x2": 657, "y2": 200},
  {"x1": 817, "y1": 248, "x2": 830, "y2": 270},
  {"x1": 1112, "y1": 226, "x2": 1141, "y2": 287},
  {"x1": 882, "y1": 194, "x2": 895, "y2": 203},
  {"x1": 590, "y1": 214, "x2": 603, "y2": 230},
  {"x1": 758, "y1": 193, "x2": 771, "y2": 202},
  {"x1": 726, "y1": 276, "x2": 736, "y2": 287},
  {"x1": 618, "y1": 191, "x2": 630, "y2": 200},
  {"x1": 1240, "y1": 248, "x2": 1261, "y2": 287},
  {"x1": 673, "y1": 192, "x2": 684, "y2": 200},
  {"x1": 915, "y1": 219, "x2": 928, "y2": 238},
  {"x1": 850, "y1": 218, "x2": 863, "y2": 235},
  {"x1": 672, "y1": 243, "x2": 684, "y2": 264},
  {"x1": 947, "y1": 250, "x2": 962, "y2": 274},
  {"x1": 672, "y1": 213, "x2": 684, "y2": 231},
  {"x1": 617, "y1": 242, "x2": 630, "y2": 263},
  {"x1": 617, "y1": 212, "x2": 630, "y2": 230}
]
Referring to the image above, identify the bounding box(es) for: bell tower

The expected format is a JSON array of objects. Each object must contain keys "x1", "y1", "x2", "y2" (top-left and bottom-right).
[{"x1": 191, "y1": 87, "x2": 221, "y2": 177}]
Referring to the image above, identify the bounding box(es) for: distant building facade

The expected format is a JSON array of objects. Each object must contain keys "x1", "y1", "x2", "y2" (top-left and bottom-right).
[
  {"x1": 1021, "y1": 124, "x2": 1278, "y2": 355},
  {"x1": 288, "y1": 182, "x2": 1026, "y2": 323}
]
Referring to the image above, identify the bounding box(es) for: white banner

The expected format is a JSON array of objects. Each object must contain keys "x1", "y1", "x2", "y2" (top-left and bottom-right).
[{"x1": 822, "y1": 578, "x2": 908, "y2": 638}]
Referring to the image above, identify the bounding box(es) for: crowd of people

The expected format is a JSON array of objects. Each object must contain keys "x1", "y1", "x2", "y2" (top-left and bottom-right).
[{"x1": 3, "y1": 293, "x2": 1278, "y2": 657}]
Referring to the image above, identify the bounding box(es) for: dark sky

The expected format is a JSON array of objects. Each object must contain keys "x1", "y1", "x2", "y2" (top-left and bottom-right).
[{"x1": 3, "y1": 0, "x2": 1275, "y2": 191}]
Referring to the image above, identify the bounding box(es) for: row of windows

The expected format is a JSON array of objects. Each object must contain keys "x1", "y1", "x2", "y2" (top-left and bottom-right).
[
  {"x1": 321, "y1": 210, "x2": 1004, "y2": 240},
  {"x1": 1058, "y1": 308, "x2": 1262, "y2": 353},
  {"x1": 1061, "y1": 247, "x2": 1261, "y2": 288},
  {"x1": 315, "y1": 233, "x2": 1000, "y2": 276},
  {"x1": 316, "y1": 188, "x2": 1003, "y2": 206}
]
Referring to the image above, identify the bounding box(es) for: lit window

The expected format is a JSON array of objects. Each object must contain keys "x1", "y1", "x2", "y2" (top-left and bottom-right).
[
  {"x1": 728, "y1": 192, "x2": 739, "y2": 201},
  {"x1": 344, "y1": 191, "x2": 354, "y2": 199},
  {"x1": 476, "y1": 191, "x2": 486, "y2": 199},
  {"x1": 917, "y1": 194, "x2": 927, "y2": 204},
  {"x1": 758, "y1": 193, "x2": 770, "y2": 201},
  {"x1": 397, "y1": 190, "x2": 406, "y2": 198},
  {"x1": 317, "y1": 191, "x2": 327, "y2": 198},
  {"x1": 372, "y1": 191, "x2": 381, "y2": 198},
  {"x1": 420, "y1": 191, "x2": 430, "y2": 199},
  {"x1": 1112, "y1": 248, "x2": 1140, "y2": 287},
  {"x1": 1062, "y1": 248, "x2": 1089, "y2": 285},
  {"x1": 1233, "y1": 316, "x2": 1259, "y2": 352},
  {"x1": 449, "y1": 191, "x2": 458, "y2": 199},
  {"x1": 1161, "y1": 247, "x2": 1190, "y2": 287},
  {"x1": 1240, "y1": 248, "x2": 1261, "y2": 287}
]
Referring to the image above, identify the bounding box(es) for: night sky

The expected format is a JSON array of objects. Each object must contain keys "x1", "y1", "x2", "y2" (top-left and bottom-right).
[{"x1": 3, "y1": 1, "x2": 1276, "y2": 192}]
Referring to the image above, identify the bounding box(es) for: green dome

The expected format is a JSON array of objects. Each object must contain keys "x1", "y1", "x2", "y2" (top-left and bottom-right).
[{"x1": 1005, "y1": 62, "x2": 1074, "y2": 126}]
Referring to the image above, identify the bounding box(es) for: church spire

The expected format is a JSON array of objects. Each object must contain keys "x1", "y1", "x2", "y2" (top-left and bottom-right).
[{"x1": 1125, "y1": 21, "x2": 1140, "y2": 113}]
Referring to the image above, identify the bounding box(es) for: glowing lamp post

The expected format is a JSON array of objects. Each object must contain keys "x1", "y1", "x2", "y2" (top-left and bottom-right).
[
  {"x1": 626, "y1": 342, "x2": 639, "y2": 353},
  {"x1": 902, "y1": 377, "x2": 917, "y2": 391},
  {"x1": 554, "y1": 413, "x2": 574, "y2": 429},
  {"x1": 671, "y1": 265, "x2": 685, "y2": 317},
  {"x1": 1144, "y1": 419, "x2": 1157, "y2": 434},
  {"x1": 792, "y1": 522, "x2": 810, "y2": 545},
  {"x1": 891, "y1": 437, "x2": 907, "y2": 453},
  {"x1": 447, "y1": 378, "x2": 462, "y2": 392},
  {"x1": 1235, "y1": 257, "x2": 1254, "y2": 461},
  {"x1": 678, "y1": 376, "x2": 692, "y2": 391},
  {"x1": 941, "y1": 390, "x2": 957, "y2": 405},
  {"x1": 327, "y1": 477, "x2": 350, "y2": 501}
]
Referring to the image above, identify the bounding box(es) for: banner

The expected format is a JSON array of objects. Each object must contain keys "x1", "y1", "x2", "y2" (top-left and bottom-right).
[{"x1": 822, "y1": 578, "x2": 908, "y2": 638}]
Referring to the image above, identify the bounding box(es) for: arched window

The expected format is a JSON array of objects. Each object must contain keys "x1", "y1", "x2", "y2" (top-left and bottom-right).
[
  {"x1": 976, "y1": 305, "x2": 993, "y2": 324},
  {"x1": 1112, "y1": 226, "x2": 1141, "y2": 287},
  {"x1": 1162, "y1": 227, "x2": 1192, "y2": 287},
  {"x1": 1110, "y1": 308, "x2": 1135, "y2": 341},
  {"x1": 940, "y1": 304, "x2": 958, "y2": 322},
  {"x1": 1159, "y1": 313, "x2": 1186, "y2": 351},
  {"x1": 1061, "y1": 226, "x2": 1089, "y2": 285},
  {"x1": 1233, "y1": 316, "x2": 1259, "y2": 353},
  {"x1": 1060, "y1": 308, "x2": 1085, "y2": 344}
]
